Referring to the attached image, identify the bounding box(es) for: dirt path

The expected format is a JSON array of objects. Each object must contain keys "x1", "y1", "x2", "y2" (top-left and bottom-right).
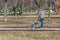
[{"x1": 0, "y1": 31, "x2": 60, "y2": 40}]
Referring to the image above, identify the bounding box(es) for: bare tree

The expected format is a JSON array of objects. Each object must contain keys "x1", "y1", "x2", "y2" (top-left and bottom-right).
[
  {"x1": 30, "y1": 0, "x2": 33, "y2": 12},
  {"x1": 34, "y1": 0, "x2": 45, "y2": 21},
  {"x1": 15, "y1": 0, "x2": 18, "y2": 19},
  {"x1": 12, "y1": 0, "x2": 18, "y2": 19},
  {"x1": 4, "y1": 0, "x2": 7, "y2": 22},
  {"x1": 21, "y1": 0, "x2": 24, "y2": 23},
  {"x1": 47, "y1": 0, "x2": 51, "y2": 20},
  {"x1": 10, "y1": 0, "x2": 18, "y2": 19}
]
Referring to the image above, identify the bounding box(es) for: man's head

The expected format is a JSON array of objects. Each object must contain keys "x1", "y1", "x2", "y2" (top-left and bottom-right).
[{"x1": 39, "y1": 7, "x2": 43, "y2": 11}]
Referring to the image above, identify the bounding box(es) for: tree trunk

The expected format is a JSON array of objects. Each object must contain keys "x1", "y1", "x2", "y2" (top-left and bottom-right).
[
  {"x1": 47, "y1": 0, "x2": 51, "y2": 21},
  {"x1": 48, "y1": 9, "x2": 51, "y2": 21},
  {"x1": 15, "y1": 0, "x2": 18, "y2": 19},
  {"x1": 21, "y1": 0, "x2": 24, "y2": 23},
  {"x1": 4, "y1": 2, "x2": 7, "y2": 22},
  {"x1": 30, "y1": 0, "x2": 33, "y2": 12}
]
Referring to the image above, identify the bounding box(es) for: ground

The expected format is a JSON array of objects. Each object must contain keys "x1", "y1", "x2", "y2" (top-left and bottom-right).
[
  {"x1": 0, "y1": 16, "x2": 60, "y2": 28},
  {"x1": 0, "y1": 12, "x2": 60, "y2": 40},
  {"x1": 0, "y1": 12, "x2": 60, "y2": 28},
  {"x1": 0, "y1": 31, "x2": 60, "y2": 40}
]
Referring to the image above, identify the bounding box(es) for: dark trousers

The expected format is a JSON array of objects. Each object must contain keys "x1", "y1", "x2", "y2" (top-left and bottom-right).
[{"x1": 40, "y1": 18, "x2": 44, "y2": 28}]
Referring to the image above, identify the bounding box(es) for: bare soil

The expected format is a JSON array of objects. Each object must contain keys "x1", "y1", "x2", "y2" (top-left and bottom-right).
[
  {"x1": 0, "y1": 31, "x2": 60, "y2": 40},
  {"x1": 0, "y1": 17, "x2": 60, "y2": 28}
]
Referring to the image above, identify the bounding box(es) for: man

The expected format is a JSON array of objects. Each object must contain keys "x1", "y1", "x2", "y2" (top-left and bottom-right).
[{"x1": 39, "y1": 7, "x2": 45, "y2": 28}]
